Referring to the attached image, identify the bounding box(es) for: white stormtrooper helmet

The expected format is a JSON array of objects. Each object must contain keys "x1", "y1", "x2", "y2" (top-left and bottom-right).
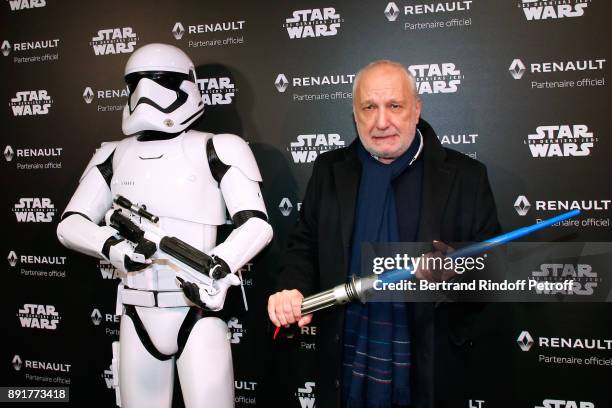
[{"x1": 122, "y1": 43, "x2": 204, "y2": 135}]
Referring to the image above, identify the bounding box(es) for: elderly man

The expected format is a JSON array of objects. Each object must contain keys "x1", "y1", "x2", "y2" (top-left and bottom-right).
[{"x1": 268, "y1": 60, "x2": 500, "y2": 408}]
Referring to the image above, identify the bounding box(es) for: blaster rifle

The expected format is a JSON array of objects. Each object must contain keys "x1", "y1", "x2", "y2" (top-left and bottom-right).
[{"x1": 106, "y1": 195, "x2": 229, "y2": 285}]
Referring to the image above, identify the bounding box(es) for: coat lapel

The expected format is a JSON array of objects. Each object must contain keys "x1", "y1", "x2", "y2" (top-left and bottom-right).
[
  {"x1": 417, "y1": 120, "x2": 456, "y2": 242},
  {"x1": 332, "y1": 144, "x2": 361, "y2": 255}
]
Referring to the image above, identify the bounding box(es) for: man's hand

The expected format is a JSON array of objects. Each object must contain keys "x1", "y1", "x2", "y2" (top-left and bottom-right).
[
  {"x1": 268, "y1": 289, "x2": 312, "y2": 328},
  {"x1": 414, "y1": 240, "x2": 456, "y2": 283}
]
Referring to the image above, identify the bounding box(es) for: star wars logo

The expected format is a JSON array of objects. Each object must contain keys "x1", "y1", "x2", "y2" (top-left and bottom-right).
[
  {"x1": 531, "y1": 264, "x2": 599, "y2": 295},
  {"x1": 82, "y1": 86, "x2": 128, "y2": 104},
  {"x1": 98, "y1": 260, "x2": 121, "y2": 279},
  {"x1": 6, "y1": 0, "x2": 46, "y2": 11},
  {"x1": 12, "y1": 354, "x2": 70, "y2": 372},
  {"x1": 408, "y1": 63, "x2": 462, "y2": 94},
  {"x1": 535, "y1": 400, "x2": 594, "y2": 408},
  {"x1": 197, "y1": 77, "x2": 237, "y2": 105},
  {"x1": 526, "y1": 125, "x2": 596, "y2": 157},
  {"x1": 295, "y1": 382, "x2": 316, "y2": 408},
  {"x1": 10, "y1": 90, "x2": 52, "y2": 116},
  {"x1": 102, "y1": 365, "x2": 113, "y2": 389},
  {"x1": 519, "y1": 0, "x2": 590, "y2": 21},
  {"x1": 227, "y1": 317, "x2": 245, "y2": 344},
  {"x1": 17, "y1": 304, "x2": 60, "y2": 330},
  {"x1": 284, "y1": 8, "x2": 343, "y2": 39},
  {"x1": 7, "y1": 251, "x2": 66, "y2": 267},
  {"x1": 13, "y1": 197, "x2": 56, "y2": 223},
  {"x1": 289, "y1": 133, "x2": 345, "y2": 163},
  {"x1": 90, "y1": 27, "x2": 138, "y2": 56}
]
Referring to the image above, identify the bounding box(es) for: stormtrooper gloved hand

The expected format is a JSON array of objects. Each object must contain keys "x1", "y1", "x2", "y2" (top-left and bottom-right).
[
  {"x1": 178, "y1": 265, "x2": 241, "y2": 312},
  {"x1": 102, "y1": 236, "x2": 156, "y2": 273}
]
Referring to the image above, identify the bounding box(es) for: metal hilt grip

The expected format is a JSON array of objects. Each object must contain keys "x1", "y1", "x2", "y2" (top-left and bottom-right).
[
  {"x1": 301, "y1": 288, "x2": 337, "y2": 315},
  {"x1": 301, "y1": 276, "x2": 364, "y2": 315}
]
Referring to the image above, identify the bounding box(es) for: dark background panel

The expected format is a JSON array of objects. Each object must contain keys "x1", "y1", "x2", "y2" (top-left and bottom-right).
[{"x1": 2, "y1": 1, "x2": 611, "y2": 407}]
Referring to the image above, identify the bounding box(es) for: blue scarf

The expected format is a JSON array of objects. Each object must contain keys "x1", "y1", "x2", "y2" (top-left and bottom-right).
[{"x1": 342, "y1": 131, "x2": 423, "y2": 408}]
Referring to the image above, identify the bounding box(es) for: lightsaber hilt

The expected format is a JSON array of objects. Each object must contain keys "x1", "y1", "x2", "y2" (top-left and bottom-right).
[
  {"x1": 301, "y1": 275, "x2": 375, "y2": 315},
  {"x1": 114, "y1": 195, "x2": 160, "y2": 223}
]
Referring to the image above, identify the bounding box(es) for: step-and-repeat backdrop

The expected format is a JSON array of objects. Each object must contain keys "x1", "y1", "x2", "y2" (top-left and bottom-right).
[{"x1": 2, "y1": 1, "x2": 611, "y2": 407}]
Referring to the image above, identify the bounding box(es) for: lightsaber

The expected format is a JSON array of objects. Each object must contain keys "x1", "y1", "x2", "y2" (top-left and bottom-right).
[{"x1": 300, "y1": 209, "x2": 581, "y2": 315}]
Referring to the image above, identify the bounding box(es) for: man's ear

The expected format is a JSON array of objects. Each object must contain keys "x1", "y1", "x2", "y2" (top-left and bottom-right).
[{"x1": 414, "y1": 97, "x2": 422, "y2": 120}]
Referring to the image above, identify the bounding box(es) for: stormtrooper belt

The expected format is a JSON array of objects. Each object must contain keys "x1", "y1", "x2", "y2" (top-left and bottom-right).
[{"x1": 120, "y1": 287, "x2": 190, "y2": 308}]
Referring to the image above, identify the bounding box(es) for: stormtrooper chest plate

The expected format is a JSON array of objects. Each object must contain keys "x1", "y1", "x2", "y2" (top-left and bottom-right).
[{"x1": 110, "y1": 132, "x2": 225, "y2": 226}]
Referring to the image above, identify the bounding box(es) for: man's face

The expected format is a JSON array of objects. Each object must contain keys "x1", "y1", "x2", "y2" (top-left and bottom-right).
[{"x1": 353, "y1": 65, "x2": 421, "y2": 164}]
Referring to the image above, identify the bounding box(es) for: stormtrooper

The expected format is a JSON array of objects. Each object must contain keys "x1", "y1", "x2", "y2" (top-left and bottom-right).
[{"x1": 56, "y1": 43, "x2": 273, "y2": 407}]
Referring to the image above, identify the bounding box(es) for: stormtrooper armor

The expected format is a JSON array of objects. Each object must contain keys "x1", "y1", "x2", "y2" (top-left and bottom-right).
[{"x1": 57, "y1": 43, "x2": 272, "y2": 408}]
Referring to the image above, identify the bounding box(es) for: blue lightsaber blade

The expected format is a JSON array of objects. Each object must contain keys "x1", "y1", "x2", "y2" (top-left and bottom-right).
[
  {"x1": 301, "y1": 209, "x2": 581, "y2": 314},
  {"x1": 379, "y1": 208, "x2": 581, "y2": 284}
]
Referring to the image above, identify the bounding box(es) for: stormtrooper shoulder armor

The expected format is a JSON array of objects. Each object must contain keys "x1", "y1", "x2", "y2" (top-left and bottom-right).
[{"x1": 207, "y1": 134, "x2": 262, "y2": 183}]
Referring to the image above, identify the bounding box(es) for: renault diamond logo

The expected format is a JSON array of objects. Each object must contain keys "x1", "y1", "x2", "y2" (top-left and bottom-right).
[
  {"x1": 4, "y1": 145, "x2": 14, "y2": 162},
  {"x1": 517, "y1": 330, "x2": 534, "y2": 352},
  {"x1": 509, "y1": 59, "x2": 526, "y2": 80},
  {"x1": 384, "y1": 2, "x2": 400, "y2": 22},
  {"x1": 91, "y1": 309, "x2": 102, "y2": 326},
  {"x1": 275, "y1": 74, "x2": 289, "y2": 93},
  {"x1": 12, "y1": 355, "x2": 22, "y2": 371},
  {"x1": 1, "y1": 40, "x2": 11, "y2": 57},
  {"x1": 279, "y1": 198, "x2": 293, "y2": 216},
  {"x1": 83, "y1": 87, "x2": 94, "y2": 104},
  {"x1": 8, "y1": 251, "x2": 18, "y2": 267},
  {"x1": 172, "y1": 22, "x2": 185, "y2": 40},
  {"x1": 514, "y1": 195, "x2": 531, "y2": 216}
]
